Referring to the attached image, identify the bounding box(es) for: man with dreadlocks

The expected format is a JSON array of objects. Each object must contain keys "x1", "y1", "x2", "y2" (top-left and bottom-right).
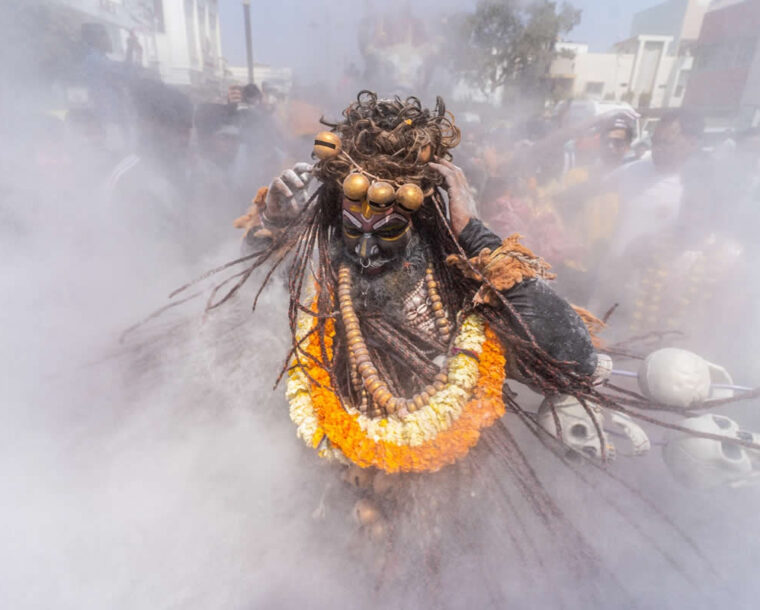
[
  {"x1": 196, "y1": 91, "x2": 760, "y2": 604},
  {"x1": 232, "y1": 91, "x2": 605, "y2": 474}
]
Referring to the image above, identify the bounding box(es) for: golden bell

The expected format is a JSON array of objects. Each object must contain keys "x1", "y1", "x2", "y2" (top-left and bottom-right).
[
  {"x1": 313, "y1": 131, "x2": 341, "y2": 160},
  {"x1": 342, "y1": 173, "x2": 370, "y2": 201},
  {"x1": 367, "y1": 181, "x2": 395, "y2": 210},
  {"x1": 395, "y1": 183, "x2": 424, "y2": 213}
]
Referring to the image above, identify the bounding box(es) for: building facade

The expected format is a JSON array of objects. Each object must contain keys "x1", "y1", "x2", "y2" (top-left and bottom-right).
[
  {"x1": 550, "y1": 0, "x2": 710, "y2": 111},
  {"x1": 684, "y1": 0, "x2": 760, "y2": 127},
  {"x1": 48, "y1": 0, "x2": 224, "y2": 93}
]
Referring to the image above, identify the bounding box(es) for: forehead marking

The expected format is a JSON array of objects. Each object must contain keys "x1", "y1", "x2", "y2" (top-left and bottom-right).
[
  {"x1": 342, "y1": 209, "x2": 363, "y2": 229},
  {"x1": 373, "y1": 213, "x2": 409, "y2": 228},
  {"x1": 343, "y1": 207, "x2": 409, "y2": 231}
]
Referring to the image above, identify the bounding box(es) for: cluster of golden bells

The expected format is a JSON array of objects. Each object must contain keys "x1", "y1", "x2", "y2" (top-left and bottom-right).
[{"x1": 313, "y1": 130, "x2": 425, "y2": 214}]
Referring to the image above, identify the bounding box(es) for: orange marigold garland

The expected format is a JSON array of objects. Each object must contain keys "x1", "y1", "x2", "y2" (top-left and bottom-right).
[{"x1": 287, "y1": 299, "x2": 507, "y2": 473}]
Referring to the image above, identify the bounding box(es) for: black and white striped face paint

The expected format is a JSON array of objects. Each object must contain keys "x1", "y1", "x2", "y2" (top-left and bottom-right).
[{"x1": 341, "y1": 196, "x2": 412, "y2": 275}]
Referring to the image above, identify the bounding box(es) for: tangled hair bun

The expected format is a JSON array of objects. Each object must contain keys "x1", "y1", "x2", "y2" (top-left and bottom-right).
[{"x1": 314, "y1": 90, "x2": 461, "y2": 189}]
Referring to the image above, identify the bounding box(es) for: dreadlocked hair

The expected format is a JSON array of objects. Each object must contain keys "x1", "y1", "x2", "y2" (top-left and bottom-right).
[
  {"x1": 158, "y1": 90, "x2": 760, "y2": 460},
  {"x1": 178, "y1": 91, "x2": 600, "y2": 403},
  {"x1": 315, "y1": 90, "x2": 461, "y2": 188}
]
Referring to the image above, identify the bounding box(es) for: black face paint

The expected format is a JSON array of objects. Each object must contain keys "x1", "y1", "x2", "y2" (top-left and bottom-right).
[{"x1": 341, "y1": 196, "x2": 413, "y2": 275}]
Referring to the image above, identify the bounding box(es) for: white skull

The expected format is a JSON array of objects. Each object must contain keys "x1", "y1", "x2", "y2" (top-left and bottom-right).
[
  {"x1": 609, "y1": 412, "x2": 651, "y2": 456},
  {"x1": 638, "y1": 348, "x2": 710, "y2": 407},
  {"x1": 704, "y1": 360, "x2": 735, "y2": 401},
  {"x1": 538, "y1": 395, "x2": 652, "y2": 460},
  {"x1": 592, "y1": 353, "x2": 613, "y2": 386},
  {"x1": 537, "y1": 394, "x2": 611, "y2": 460},
  {"x1": 638, "y1": 348, "x2": 735, "y2": 406},
  {"x1": 663, "y1": 414, "x2": 759, "y2": 489}
]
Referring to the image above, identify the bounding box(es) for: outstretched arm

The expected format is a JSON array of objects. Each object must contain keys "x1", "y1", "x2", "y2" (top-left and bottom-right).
[
  {"x1": 234, "y1": 162, "x2": 313, "y2": 252},
  {"x1": 431, "y1": 159, "x2": 598, "y2": 376}
]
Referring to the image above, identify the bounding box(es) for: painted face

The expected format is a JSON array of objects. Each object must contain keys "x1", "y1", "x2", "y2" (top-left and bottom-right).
[{"x1": 342, "y1": 194, "x2": 413, "y2": 274}]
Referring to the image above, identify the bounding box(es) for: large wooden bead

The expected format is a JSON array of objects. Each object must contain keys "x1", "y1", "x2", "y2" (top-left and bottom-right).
[{"x1": 375, "y1": 389, "x2": 392, "y2": 408}]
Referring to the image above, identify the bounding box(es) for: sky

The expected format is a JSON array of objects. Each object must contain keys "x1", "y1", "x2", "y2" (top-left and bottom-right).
[{"x1": 218, "y1": 0, "x2": 662, "y2": 77}]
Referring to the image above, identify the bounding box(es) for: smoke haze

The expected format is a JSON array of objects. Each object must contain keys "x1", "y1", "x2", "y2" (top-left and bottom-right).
[{"x1": 2, "y1": 1, "x2": 760, "y2": 608}]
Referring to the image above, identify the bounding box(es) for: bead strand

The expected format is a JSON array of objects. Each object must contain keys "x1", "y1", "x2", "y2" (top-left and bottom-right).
[
  {"x1": 425, "y1": 265, "x2": 451, "y2": 344},
  {"x1": 338, "y1": 263, "x2": 452, "y2": 419}
]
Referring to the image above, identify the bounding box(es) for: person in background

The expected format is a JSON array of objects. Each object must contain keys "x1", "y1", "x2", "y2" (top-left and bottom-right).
[
  {"x1": 192, "y1": 102, "x2": 254, "y2": 250},
  {"x1": 715, "y1": 126, "x2": 760, "y2": 246},
  {"x1": 78, "y1": 23, "x2": 141, "y2": 148},
  {"x1": 588, "y1": 109, "x2": 706, "y2": 334},
  {"x1": 599, "y1": 115, "x2": 634, "y2": 168},
  {"x1": 195, "y1": 103, "x2": 241, "y2": 173},
  {"x1": 549, "y1": 114, "x2": 636, "y2": 303},
  {"x1": 607, "y1": 109, "x2": 703, "y2": 257},
  {"x1": 232, "y1": 83, "x2": 287, "y2": 191},
  {"x1": 106, "y1": 79, "x2": 193, "y2": 245}
]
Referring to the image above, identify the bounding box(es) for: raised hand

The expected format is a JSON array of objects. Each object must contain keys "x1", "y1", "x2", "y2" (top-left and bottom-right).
[
  {"x1": 263, "y1": 162, "x2": 313, "y2": 225},
  {"x1": 429, "y1": 158, "x2": 478, "y2": 238}
]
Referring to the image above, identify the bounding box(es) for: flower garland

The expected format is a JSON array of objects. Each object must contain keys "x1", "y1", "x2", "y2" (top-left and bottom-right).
[{"x1": 287, "y1": 298, "x2": 507, "y2": 473}]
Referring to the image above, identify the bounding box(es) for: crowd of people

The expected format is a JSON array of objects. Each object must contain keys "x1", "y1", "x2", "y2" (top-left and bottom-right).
[
  {"x1": 457, "y1": 106, "x2": 760, "y2": 378},
  {"x1": 1, "y1": 21, "x2": 302, "y2": 267},
  {"x1": 3, "y1": 20, "x2": 759, "y2": 379}
]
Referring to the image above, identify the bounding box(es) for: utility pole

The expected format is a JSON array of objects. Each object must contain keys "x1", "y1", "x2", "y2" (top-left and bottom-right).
[{"x1": 242, "y1": 0, "x2": 254, "y2": 84}]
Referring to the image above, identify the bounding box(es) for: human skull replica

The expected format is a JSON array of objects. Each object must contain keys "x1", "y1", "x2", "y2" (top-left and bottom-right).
[
  {"x1": 592, "y1": 353, "x2": 613, "y2": 385},
  {"x1": 663, "y1": 414, "x2": 759, "y2": 489},
  {"x1": 638, "y1": 348, "x2": 734, "y2": 407},
  {"x1": 608, "y1": 412, "x2": 651, "y2": 456},
  {"x1": 538, "y1": 394, "x2": 651, "y2": 460},
  {"x1": 537, "y1": 394, "x2": 651, "y2": 460}
]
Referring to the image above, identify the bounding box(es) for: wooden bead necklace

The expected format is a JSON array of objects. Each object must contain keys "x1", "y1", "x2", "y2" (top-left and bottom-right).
[{"x1": 338, "y1": 262, "x2": 452, "y2": 418}]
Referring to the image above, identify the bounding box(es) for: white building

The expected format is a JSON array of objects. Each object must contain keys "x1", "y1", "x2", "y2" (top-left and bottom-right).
[
  {"x1": 49, "y1": 0, "x2": 224, "y2": 93},
  {"x1": 550, "y1": 0, "x2": 710, "y2": 110},
  {"x1": 155, "y1": 0, "x2": 224, "y2": 90},
  {"x1": 551, "y1": 42, "x2": 635, "y2": 103}
]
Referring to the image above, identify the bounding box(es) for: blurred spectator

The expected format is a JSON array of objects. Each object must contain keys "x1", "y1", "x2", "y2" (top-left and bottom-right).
[
  {"x1": 547, "y1": 113, "x2": 636, "y2": 302},
  {"x1": 192, "y1": 102, "x2": 254, "y2": 248},
  {"x1": 599, "y1": 115, "x2": 634, "y2": 168},
  {"x1": 608, "y1": 109, "x2": 704, "y2": 257},
  {"x1": 232, "y1": 84, "x2": 287, "y2": 191},
  {"x1": 78, "y1": 23, "x2": 141, "y2": 143},
  {"x1": 195, "y1": 103, "x2": 241, "y2": 172},
  {"x1": 716, "y1": 127, "x2": 760, "y2": 246},
  {"x1": 106, "y1": 79, "x2": 193, "y2": 244},
  {"x1": 588, "y1": 109, "x2": 707, "y2": 333}
]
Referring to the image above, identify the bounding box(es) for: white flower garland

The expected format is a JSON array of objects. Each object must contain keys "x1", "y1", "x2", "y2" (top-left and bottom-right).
[{"x1": 287, "y1": 304, "x2": 489, "y2": 452}]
